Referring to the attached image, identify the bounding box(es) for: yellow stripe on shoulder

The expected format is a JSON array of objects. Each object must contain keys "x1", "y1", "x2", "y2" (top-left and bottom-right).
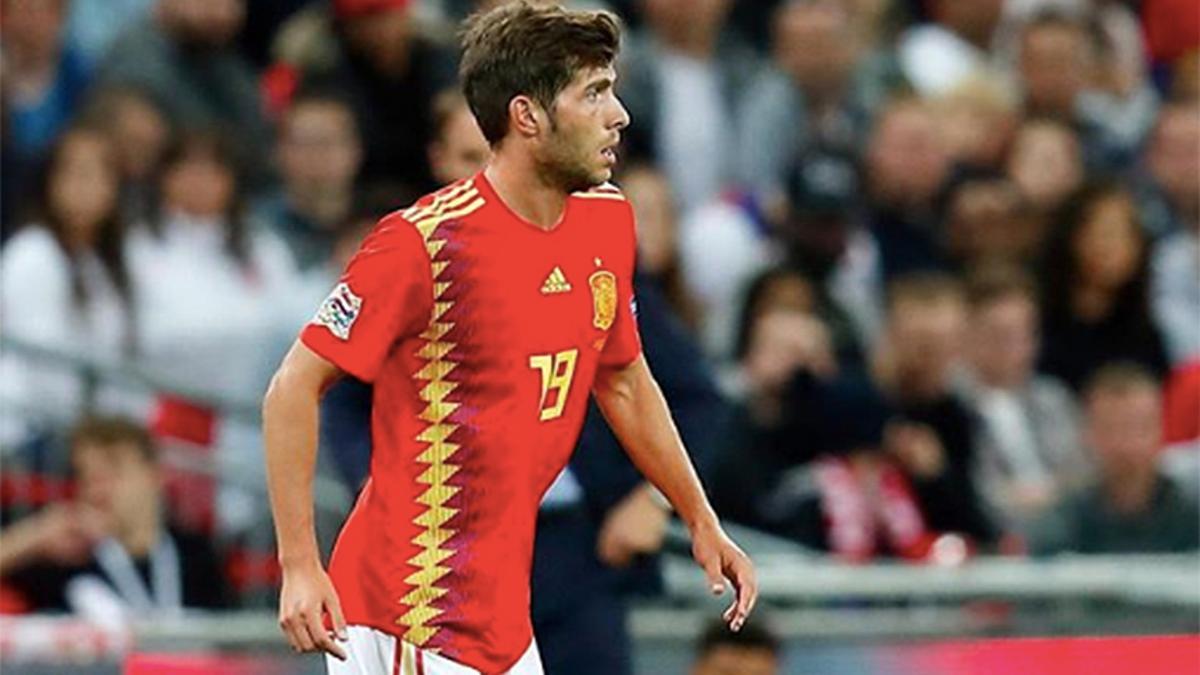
[{"x1": 403, "y1": 179, "x2": 480, "y2": 221}]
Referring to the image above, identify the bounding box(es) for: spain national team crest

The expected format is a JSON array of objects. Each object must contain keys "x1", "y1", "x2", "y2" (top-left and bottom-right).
[
  {"x1": 313, "y1": 282, "x2": 363, "y2": 340},
  {"x1": 589, "y1": 270, "x2": 617, "y2": 330}
]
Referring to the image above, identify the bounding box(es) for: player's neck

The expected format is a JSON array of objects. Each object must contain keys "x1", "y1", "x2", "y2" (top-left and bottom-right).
[{"x1": 483, "y1": 155, "x2": 569, "y2": 231}]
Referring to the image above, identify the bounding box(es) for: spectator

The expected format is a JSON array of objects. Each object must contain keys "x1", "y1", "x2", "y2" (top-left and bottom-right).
[
  {"x1": 777, "y1": 154, "x2": 875, "y2": 363},
  {"x1": 128, "y1": 129, "x2": 298, "y2": 537},
  {"x1": 870, "y1": 273, "x2": 996, "y2": 544},
  {"x1": 709, "y1": 267, "x2": 836, "y2": 528},
  {"x1": 736, "y1": 0, "x2": 887, "y2": 196},
  {"x1": 0, "y1": 417, "x2": 230, "y2": 614},
  {"x1": 1140, "y1": 103, "x2": 1200, "y2": 238},
  {"x1": 864, "y1": 97, "x2": 953, "y2": 281},
  {"x1": 691, "y1": 617, "x2": 781, "y2": 675},
  {"x1": 0, "y1": 0, "x2": 93, "y2": 163},
  {"x1": 896, "y1": 0, "x2": 1006, "y2": 97},
  {"x1": 756, "y1": 375, "x2": 940, "y2": 561},
  {"x1": 1016, "y1": 10, "x2": 1150, "y2": 170},
  {"x1": 679, "y1": 185, "x2": 781, "y2": 359},
  {"x1": 272, "y1": 0, "x2": 457, "y2": 194},
  {"x1": 130, "y1": 129, "x2": 298, "y2": 406},
  {"x1": 936, "y1": 168, "x2": 1035, "y2": 271},
  {"x1": 957, "y1": 266, "x2": 1089, "y2": 535},
  {"x1": 253, "y1": 89, "x2": 363, "y2": 272},
  {"x1": 78, "y1": 86, "x2": 174, "y2": 225},
  {"x1": 1006, "y1": 117, "x2": 1084, "y2": 226},
  {"x1": 682, "y1": 150, "x2": 874, "y2": 360},
  {"x1": 0, "y1": 124, "x2": 135, "y2": 449},
  {"x1": 1145, "y1": 105, "x2": 1200, "y2": 366},
  {"x1": 1016, "y1": 12, "x2": 1093, "y2": 122},
  {"x1": 930, "y1": 78, "x2": 1018, "y2": 170},
  {"x1": 620, "y1": 163, "x2": 700, "y2": 329},
  {"x1": 1039, "y1": 181, "x2": 1170, "y2": 391},
  {"x1": 619, "y1": 0, "x2": 758, "y2": 211},
  {"x1": 426, "y1": 88, "x2": 490, "y2": 187},
  {"x1": 1030, "y1": 364, "x2": 1199, "y2": 554},
  {"x1": 97, "y1": 0, "x2": 271, "y2": 185}
]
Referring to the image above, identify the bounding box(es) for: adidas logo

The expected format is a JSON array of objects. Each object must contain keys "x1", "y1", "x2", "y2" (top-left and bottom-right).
[{"x1": 540, "y1": 266, "x2": 572, "y2": 294}]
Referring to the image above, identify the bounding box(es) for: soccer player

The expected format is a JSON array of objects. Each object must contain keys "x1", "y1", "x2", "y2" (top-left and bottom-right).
[{"x1": 262, "y1": 4, "x2": 757, "y2": 674}]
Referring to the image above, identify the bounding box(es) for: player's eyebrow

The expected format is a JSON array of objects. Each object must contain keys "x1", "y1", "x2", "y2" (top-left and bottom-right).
[{"x1": 587, "y1": 77, "x2": 615, "y2": 94}]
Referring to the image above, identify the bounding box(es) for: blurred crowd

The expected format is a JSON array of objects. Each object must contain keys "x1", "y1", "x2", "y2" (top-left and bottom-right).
[{"x1": 0, "y1": 0, "x2": 1197, "y2": 623}]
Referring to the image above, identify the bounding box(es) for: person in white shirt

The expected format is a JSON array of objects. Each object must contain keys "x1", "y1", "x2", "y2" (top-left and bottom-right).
[
  {"x1": 1, "y1": 123, "x2": 136, "y2": 449},
  {"x1": 127, "y1": 129, "x2": 299, "y2": 534},
  {"x1": 956, "y1": 266, "x2": 1090, "y2": 535}
]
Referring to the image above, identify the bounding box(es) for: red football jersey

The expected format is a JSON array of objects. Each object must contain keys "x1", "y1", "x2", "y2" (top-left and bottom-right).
[{"x1": 300, "y1": 172, "x2": 641, "y2": 672}]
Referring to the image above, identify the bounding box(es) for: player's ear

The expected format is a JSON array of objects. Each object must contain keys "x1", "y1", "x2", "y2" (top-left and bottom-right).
[{"x1": 509, "y1": 95, "x2": 543, "y2": 139}]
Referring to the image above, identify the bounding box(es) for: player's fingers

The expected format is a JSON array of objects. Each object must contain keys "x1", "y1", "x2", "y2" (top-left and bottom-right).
[
  {"x1": 305, "y1": 606, "x2": 346, "y2": 661},
  {"x1": 285, "y1": 613, "x2": 316, "y2": 653},
  {"x1": 326, "y1": 590, "x2": 349, "y2": 641},
  {"x1": 729, "y1": 558, "x2": 758, "y2": 631}
]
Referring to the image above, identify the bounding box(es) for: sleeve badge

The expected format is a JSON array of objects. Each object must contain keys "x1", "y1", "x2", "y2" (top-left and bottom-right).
[{"x1": 312, "y1": 282, "x2": 363, "y2": 340}]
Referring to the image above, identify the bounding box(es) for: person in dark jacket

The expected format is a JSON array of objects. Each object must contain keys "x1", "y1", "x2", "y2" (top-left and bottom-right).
[
  {"x1": 1030, "y1": 363, "x2": 1199, "y2": 554},
  {"x1": 1039, "y1": 180, "x2": 1170, "y2": 391}
]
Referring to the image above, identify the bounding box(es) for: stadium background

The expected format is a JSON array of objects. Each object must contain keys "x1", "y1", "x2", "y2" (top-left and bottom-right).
[{"x1": 0, "y1": 0, "x2": 1197, "y2": 673}]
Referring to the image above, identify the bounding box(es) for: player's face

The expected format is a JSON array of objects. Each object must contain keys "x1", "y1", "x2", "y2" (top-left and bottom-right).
[{"x1": 537, "y1": 65, "x2": 629, "y2": 192}]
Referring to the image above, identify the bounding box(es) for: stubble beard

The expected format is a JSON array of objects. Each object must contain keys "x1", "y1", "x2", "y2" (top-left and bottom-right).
[{"x1": 536, "y1": 129, "x2": 607, "y2": 194}]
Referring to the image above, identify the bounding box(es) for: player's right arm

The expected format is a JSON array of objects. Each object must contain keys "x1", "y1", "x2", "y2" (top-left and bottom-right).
[{"x1": 263, "y1": 340, "x2": 348, "y2": 660}]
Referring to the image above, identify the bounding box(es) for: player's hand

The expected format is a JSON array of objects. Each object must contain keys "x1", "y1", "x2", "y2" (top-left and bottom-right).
[
  {"x1": 278, "y1": 559, "x2": 348, "y2": 661},
  {"x1": 597, "y1": 484, "x2": 669, "y2": 568},
  {"x1": 690, "y1": 520, "x2": 757, "y2": 632}
]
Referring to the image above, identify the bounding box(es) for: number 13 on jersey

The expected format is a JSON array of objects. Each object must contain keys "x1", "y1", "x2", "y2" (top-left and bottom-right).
[{"x1": 528, "y1": 349, "x2": 578, "y2": 421}]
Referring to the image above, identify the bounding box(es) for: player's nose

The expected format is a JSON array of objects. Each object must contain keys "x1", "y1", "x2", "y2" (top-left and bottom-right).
[{"x1": 610, "y1": 96, "x2": 630, "y2": 131}]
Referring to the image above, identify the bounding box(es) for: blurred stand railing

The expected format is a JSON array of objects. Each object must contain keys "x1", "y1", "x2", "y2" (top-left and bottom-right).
[
  {"x1": 0, "y1": 336, "x2": 349, "y2": 514},
  {"x1": 1, "y1": 554, "x2": 1197, "y2": 672}
]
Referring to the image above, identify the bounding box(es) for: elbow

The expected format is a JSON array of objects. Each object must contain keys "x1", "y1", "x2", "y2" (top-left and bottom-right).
[
  {"x1": 261, "y1": 370, "x2": 284, "y2": 420},
  {"x1": 262, "y1": 365, "x2": 297, "y2": 420}
]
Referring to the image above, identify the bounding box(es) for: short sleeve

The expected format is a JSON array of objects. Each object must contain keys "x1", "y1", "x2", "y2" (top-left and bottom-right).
[
  {"x1": 300, "y1": 214, "x2": 433, "y2": 382},
  {"x1": 598, "y1": 203, "x2": 643, "y2": 369}
]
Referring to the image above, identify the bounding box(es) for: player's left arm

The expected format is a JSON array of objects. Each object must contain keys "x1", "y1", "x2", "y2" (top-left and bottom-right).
[{"x1": 592, "y1": 355, "x2": 757, "y2": 631}]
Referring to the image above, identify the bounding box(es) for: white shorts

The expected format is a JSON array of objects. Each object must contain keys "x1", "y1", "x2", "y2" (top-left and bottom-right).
[{"x1": 326, "y1": 625, "x2": 544, "y2": 675}]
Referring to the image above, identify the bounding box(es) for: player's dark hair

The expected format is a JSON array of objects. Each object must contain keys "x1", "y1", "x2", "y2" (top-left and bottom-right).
[
  {"x1": 695, "y1": 617, "x2": 781, "y2": 659},
  {"x1": 458, "y1": 1, "x2": 621, "y2": 145},
  {"x1": 70, "y1": 416, "x2": 158, "y2": 467}
]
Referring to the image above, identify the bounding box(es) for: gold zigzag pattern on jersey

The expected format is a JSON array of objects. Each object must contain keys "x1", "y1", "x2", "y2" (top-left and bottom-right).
[
  {"x1": 398, "y1": 182, "x2": 485, "y2": 648},
  {"x1": 540, "y1": 266, "x2": 572, "y2": 294}
]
